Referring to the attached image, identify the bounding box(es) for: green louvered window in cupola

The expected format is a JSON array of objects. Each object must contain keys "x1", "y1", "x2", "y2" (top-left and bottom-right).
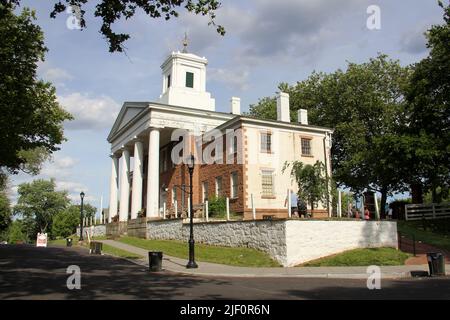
[{"x1": 185, "y1": 71, "x2": 194, "y2": 88}]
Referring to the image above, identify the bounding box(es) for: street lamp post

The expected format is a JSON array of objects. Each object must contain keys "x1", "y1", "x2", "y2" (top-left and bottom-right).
[
  {"x1": 186, "y1": 154, "x2": 198, "y2": 269},
  {"x1": 79, "y1": 191, "x2": 85, "y2": 241}
]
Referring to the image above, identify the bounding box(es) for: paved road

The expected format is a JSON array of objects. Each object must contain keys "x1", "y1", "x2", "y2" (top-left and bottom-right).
[{"x1": 1, "y1": 245, "x2": 449, "y2": 300}]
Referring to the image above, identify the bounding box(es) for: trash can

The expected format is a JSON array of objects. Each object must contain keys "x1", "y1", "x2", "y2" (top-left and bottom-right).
[
  {"x1": 89, "y1": 241, "x2": 102, "y2": 254},
  {"x1": 66, "y1": 238, "x2": 73, "y2": 247},
  {"x1": 427, "y1": 252, "x2": 446, "y2": 276},
  {"x1": 149, "y1": 251, "x2": 163, "y2": 272}
]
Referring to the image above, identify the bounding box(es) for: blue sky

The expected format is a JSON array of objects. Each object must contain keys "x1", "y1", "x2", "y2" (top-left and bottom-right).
[{"x1": 9, "y1": 0, "x2": 446, "y2": 214}]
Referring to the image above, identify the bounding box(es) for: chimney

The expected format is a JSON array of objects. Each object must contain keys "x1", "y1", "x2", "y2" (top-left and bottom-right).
[
  {"x1": 231, "y1": 97, "x2": 241, "y2": 115},
  {"x1": 276, "y1": 92, "x2": 290, "y2": 122},
  {"x1": 298, "y1": 109, "x2": 308, "y2": 125}
]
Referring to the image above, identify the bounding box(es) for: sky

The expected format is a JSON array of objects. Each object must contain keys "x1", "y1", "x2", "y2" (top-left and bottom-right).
[{"x1": 8, "y1": 0, "x2": 446, "y2": 215}]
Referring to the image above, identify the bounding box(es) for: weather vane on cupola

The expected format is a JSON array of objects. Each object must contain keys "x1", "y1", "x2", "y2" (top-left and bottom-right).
[{"x1": 182, "y1": 32, "x2": 188, "y2": 53}]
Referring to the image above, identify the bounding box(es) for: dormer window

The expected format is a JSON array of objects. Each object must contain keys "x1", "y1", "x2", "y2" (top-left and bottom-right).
[{"x1": 186, "y1": 71, "x2": 194, "y2": 88}]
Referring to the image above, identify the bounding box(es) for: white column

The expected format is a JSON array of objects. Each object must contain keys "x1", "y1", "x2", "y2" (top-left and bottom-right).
[
  {"x1": 163, "y1": 202, "x2": 166, "y2": 219},
  {"x1": 338, "y1": 190, "x2": 342, "y2": 218},
  {"x1": 288, "y1": 189, "x2": 292, "y2": 218},
  {"x1": 119, "y1": 148, "x2": 130, "y2": 222},
  {"x1": 374, "y1": 193, "x2": 379, "y2": 220},
  {"x1": 187, "y1": 197, "x2": 191, "y2": 218},
  {"x1": 226, "y1": 197, "x2": 230, "y2": 221},
  {"x1": 205, "y1": 200, "x2": 209, "y2": 222},
  {"x1": 174, "y1": 200, "x2": 178, "y2": 218},
  {"x1": 146, "y1": 128, "x2": 160, "y2": 218},
  {"x1": 131, "y1": 140, "x2": 144, "y2": 219},
  {"x1": 108, "y1": 155, "x2": 119, "y2": 223}
]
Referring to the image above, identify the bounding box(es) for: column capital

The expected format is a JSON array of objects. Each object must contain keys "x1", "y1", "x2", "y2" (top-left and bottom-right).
[
  {"x1": 149, "y1": 126, "x2": 163, "y2": 131},
  {"x1": 110, "y1": 152, "x2": 120, "y2": 159},
  {"x1": 131, "y1": 135, "x2": 144, "y2": 143},
  {"x1": 119, "y1": 145, "x2": 132, "y2": 153}
]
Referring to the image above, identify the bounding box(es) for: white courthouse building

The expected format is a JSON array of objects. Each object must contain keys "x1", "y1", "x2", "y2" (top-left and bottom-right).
[{"x1": 107, "y1": 49, "x2": 334, "y2": 225}]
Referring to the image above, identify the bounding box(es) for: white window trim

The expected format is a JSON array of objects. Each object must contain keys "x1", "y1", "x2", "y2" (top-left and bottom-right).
[
  {"x1": 215, "y1": 176, "x2": 223, "y2": 197},
  {"x1": 261, "y1": 169, "x2": 275, "y2": 197},
  {"x1": 230, "y1": 172, "x2": 238, "y2": 199},
  {"x1": 259, "y1": 130, "x2": 273, "y2": 154}
]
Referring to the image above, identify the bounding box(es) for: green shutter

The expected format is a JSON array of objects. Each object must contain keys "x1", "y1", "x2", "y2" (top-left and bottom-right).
[{"x1": 185, "y1": 72, "x2": 194, "y2": 88}]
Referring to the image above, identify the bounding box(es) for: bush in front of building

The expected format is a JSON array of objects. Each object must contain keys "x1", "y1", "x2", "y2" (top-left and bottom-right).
[{"x1": 208, "y1": 196, "x2": 227, "y2": 218}]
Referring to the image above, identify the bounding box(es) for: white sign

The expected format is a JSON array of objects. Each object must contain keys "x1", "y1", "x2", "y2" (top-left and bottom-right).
[{"x1": 36, "y1": 233, "x2": 48, "y2": 247}]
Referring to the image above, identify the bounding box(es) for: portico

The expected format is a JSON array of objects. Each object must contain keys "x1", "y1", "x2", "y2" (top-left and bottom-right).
[{"x1": 108, "y1": 108, "x2": 233, "y2": 222}]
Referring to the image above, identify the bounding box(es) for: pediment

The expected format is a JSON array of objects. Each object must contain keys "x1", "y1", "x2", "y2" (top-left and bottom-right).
[{"x1": 107, "y1": 102, "x2": 148, "y2": 141}]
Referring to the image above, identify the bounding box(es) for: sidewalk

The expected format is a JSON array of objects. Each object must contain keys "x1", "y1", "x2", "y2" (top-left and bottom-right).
[{"x1": 98, "y1": 240, "x2": 450, "y2": 279}]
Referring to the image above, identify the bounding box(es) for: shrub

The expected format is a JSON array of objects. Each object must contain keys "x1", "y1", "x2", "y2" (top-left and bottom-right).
[{"x1": 208, "y1": 196, "x2": 226, "y2": 218}]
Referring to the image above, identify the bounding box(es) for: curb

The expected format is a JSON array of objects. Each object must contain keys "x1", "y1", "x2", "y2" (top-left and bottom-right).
[{"x1": 119, "y1": 258, "x2": 418, "y2": 279}]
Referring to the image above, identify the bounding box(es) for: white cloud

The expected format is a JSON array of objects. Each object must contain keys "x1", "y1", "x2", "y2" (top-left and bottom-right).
[
  {"x1": 55, "y1": 180, "x2": 97, "y2": 203},
  {"x1": 40, "y1": 156, "x2": 78, "y2": 179},
  {"x1": 58, "y1": 93, "x2": 121, "y2": 130},
  {"x1": 400, "y1": 25, "x2": 428, "y2": 54},
  {"x1": 43, "y1": 67, "x2": 74, "y2": 82},
  {"x1": 209, "y1": 67, "x2": 250, "y2": 91}
]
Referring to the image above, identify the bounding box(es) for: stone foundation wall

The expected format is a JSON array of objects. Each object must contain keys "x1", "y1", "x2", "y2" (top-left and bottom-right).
[
  {"x1": 146, "y1": 219, "x2": 398, "y2": 267},
  {"x1": 76, "y1": 224, "x2": 106, "y2": 238},
  {"x1": 127, "y1": 218, "x2": 149, "y2": 238},
  {"x1": 106, "y1": 221, "x2": 128, "y2": 238}
]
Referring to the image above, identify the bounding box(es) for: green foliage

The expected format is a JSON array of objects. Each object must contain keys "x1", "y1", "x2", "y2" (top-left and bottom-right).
[
  {"x1": 13, "y1": 179, "x2": 70, "y2": 238},
  {"x1": 51, "y1": 205, "x2": 80, "y2": 238},
  {"x1": 0, "y1": 6, "x2": 72, "y2": 174},
  {"x1": 208, "y1": 195, "x2": 226, "y2": 217},
  {"x1": 9, "y1": 0, "x2": 226, "y2": 53},
  {"x1": 82, "y1": 203, "x2": 97, "y2": 219},
  {"x1": 0, "y1": 190, "x2": 11, "y2": 232},
  {"x1": 397, "y1": 218, "x2": 450, "y2": 251},
  {"x1": 7, "y1": 220, "x2": 27, "y2": 244},
  {"x1": 424, "y1": 186, "x2": 449, "y2": 204},
  {"x1": 302, "y1": 248, "x2": 410, "y2": 267},
  {"x1": 120, "y1": 236, "x2": 281, "y2": 267},
  {"x1": 16, "y1": 147, "x2": 51, "y2": 176},
  {"x1": 283, "y1": 161, "x2": 328, "y2": 211},
  {"x1": 403, "y1": 2, "x2": 450, "y2": 199},
  {"x1": 246, "y1": 97, "x2": 277, "y2": 121}
]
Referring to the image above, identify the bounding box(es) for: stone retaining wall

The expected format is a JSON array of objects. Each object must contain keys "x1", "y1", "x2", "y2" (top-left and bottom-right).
[
  {"x1": 146, "y1": 219, "x2": 398, "y2": 266},
  {"x1": 76, "y1": 224, "x2": 106, "y2": 238}
]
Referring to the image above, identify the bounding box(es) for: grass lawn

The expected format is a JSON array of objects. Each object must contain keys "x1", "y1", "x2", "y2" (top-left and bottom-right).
[
  {"x1": 300, "y1": 247, "x2": 410, "y2": 267},
  {"x1": 397, "y1": 219, "x2": 450, "y2": 251},
  {"x1": 101, "y1": 244, "x2": 142, "y2": 260},
  {"x1": 49, "y1": 236, "x2": 141, "y2": 259},
  {"x1": 118, "y1": 236, "x2": 280, "y2": 267}
]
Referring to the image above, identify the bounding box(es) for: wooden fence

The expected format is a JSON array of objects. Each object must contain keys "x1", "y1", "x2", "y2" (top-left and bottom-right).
[{"x1": 405, "y1": 203, "x2": 450, "y2": 221}]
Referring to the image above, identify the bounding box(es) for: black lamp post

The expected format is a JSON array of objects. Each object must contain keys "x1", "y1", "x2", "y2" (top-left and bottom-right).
[
  {"x1": 79, "y1": 191, "x2": 85, "y2": 241},
  {"x1": 186, "y1": 154, "x2": 198, "y2": 269}
]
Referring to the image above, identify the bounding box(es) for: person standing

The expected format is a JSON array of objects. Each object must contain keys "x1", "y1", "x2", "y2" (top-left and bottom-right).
[
  {"x1": 347, "y1": 202, "x2": 353, "y2": 218},
  {"x1": 364, "y1": 207, "x2": 370, "y2": 220}
]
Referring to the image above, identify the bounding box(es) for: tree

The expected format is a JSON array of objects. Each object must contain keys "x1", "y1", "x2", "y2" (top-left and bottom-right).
[
  {"x1": 251, "y1": 55, "x2": 411, "y2": 215},
  {"x1": 82, "y1": 203, "x2": 97, "y2": 221},
  {"x1": 0, "y1": 190, "x2": 11, "y2": 234},
  {"x1": 2, "y1": 0, "x2": 224, "y2": 53},
  {"x1": 403, "y1": 1, "x2": 450, "y2": 202},
  {"x1": 52, "y1": 205, "x2": 81, "y2": 238},
  {"x1": 0, "y1": 5, "x2": 73, "y2": 176},
  {"x1": 7, "y1": 220, "x2": 27, "y2": 244},
  {"x1": 283, "y1": 161, "x2": 328, "y2": 214},
  {"x1": 14, "y1": 179, "x2": 70, "y2": 239}
]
